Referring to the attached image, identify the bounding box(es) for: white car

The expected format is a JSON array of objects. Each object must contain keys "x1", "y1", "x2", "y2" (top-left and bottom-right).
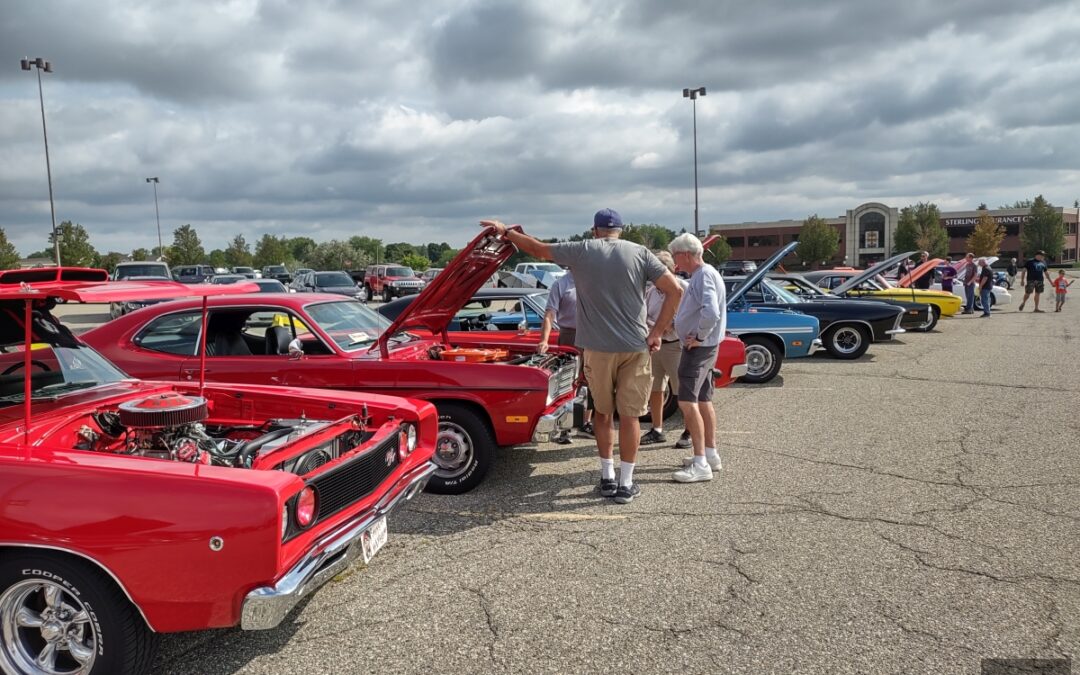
[{"x1": 935, "y1": 257, "x2": 1012, "y2": 309}]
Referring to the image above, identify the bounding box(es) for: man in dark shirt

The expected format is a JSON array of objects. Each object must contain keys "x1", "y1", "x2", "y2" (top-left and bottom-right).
[
  {"x1": 960, "y1": 253, "x2": 978, "y2": 314},
  {"x1": 977, "y1": 258, "x2": 994, "y2": 317},
  {"x1": 913, "y1": 251, "x2": 934, "y2": 289},
  {"x1": 1019, "y1": 250, "x2": 1054, "y2": 312}
]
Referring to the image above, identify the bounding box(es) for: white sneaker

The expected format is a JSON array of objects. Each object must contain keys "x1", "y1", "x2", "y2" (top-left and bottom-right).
[
  {"x1": 681, "y1": 455, "x2": 722, "y2": 471},
  {"x1": 673, "y1": 462, "x2": 714, "y2": 483}
]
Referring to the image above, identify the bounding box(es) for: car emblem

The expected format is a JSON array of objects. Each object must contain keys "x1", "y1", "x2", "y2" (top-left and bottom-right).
[{"x1": 385, "y1": 447, "x2": 396, "y2": 466}]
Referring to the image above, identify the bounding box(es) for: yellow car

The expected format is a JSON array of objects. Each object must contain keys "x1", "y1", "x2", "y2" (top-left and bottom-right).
[{"x1": 803, "y1": 259, "x2": 963, "y2": 319}]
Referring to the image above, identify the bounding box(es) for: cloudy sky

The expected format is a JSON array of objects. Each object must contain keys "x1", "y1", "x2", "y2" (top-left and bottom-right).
[{"x1": 3, "y1": 0, "x2": 1080, "y2": 256}]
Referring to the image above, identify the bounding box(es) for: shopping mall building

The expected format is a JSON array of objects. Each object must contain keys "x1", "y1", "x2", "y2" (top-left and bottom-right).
[{"x1": 709, "y1": 202, "x2": 1080, "y2": 267}]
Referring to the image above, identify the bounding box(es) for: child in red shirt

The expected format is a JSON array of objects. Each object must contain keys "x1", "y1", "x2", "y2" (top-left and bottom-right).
[{"x1": 1052, "y1": 269, "x2": 1073, "y2": 312}]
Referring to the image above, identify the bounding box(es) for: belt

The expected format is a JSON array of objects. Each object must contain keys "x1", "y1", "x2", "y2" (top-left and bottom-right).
[{"x1": 661, "y1": 339, "x2": 679, "y2": 344}]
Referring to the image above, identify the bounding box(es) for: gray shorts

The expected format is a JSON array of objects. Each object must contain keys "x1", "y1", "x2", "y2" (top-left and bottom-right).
[{"x1": 677, "y1": 343, "x2": 719, "y2": 403}]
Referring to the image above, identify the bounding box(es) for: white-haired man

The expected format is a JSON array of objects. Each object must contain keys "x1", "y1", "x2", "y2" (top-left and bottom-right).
[
  {"x1": 480, "y1": 210, "x2": 683, "y2": 504},
  {"x1": 668, "y1": 233, "x2": 727, "y2": 483}
]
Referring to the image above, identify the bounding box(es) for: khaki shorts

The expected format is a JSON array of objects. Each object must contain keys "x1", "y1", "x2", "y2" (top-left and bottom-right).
[
  {"x1": 650, "y1": 340, "x2": 683, "y2": 393},
  {"x1": 583, "y1": 350, "x2": 652, "y2": 417}
]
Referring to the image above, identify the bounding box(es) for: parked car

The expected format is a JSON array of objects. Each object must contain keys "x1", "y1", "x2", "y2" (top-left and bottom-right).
[
  {"x1": 420, "y1": 268, "x2": 443, "y2": 287},
  {"x1": 252, "y1": 279, "x2": 287, "y2": 293},
  {"x1": 0, "y1": 267, "x2": 437, "y2": 674},
  {"x1": 769, "y1": 273, "x2": 936, "y2": 332},
  {"x1": 363, "y1": 265, "x2": 423, "y2": 300},
  {"x1": 802, "y1": 254, "x2": 963, "y2": 320},
  {"x1": 513, "y1": 262, "x2": 566, "y2": 287},
  {"x1": 172, "y1": 264, "x2": 216, "y2": 284},
  {"x1": 112, "y1": 260, "x2": 170, "y2": 281},
  {"x1": 295, "y1": 271, "x2": 368, "y2": 301},
  {"x1": 231, "y1": 266, "x2": 256, "y2": 278},
  {"x1": 107, "y1": 275, "x2": 175, "y2": 319},
  {"x1": 209, "y1": 274, "x2": 247, "y2": 285},
  {"x1": 84, "y1": 227, "x2": 585, "y2": 496},
  {"x1": 261, "y1": 264, "x2": 292, "y2": 284},
  {"x1": 718, "y1": 260, "x2": 758, "y2": 275},
  {"x1": 895, "y1": 258, "x2": 1012, "y2": 311}
]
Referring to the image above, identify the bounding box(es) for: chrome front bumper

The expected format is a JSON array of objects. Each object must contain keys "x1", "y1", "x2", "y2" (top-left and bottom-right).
[
  {"x1": 806, "y1": 338, "x2": 824, "y2": 356},
  {"x1": 731, "y1": 363, "x2": 748, "y2": 379},
  {"x1": 532, "y1": 397, "x2": 576, "y2": 443},
  {"x1": 240, "y1": 461, "x2": 436, "y2": 630},
  {"x1": 885, "y1": 328, "x2": 906, "y2": 335}
]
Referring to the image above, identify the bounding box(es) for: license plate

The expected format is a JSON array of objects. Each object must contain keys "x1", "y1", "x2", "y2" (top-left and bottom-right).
[{"x1": 360, "y1": 516, "x2": 388, "y2": 564}]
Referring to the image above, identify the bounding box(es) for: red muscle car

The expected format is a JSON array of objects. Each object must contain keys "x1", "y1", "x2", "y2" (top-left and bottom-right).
[
  {"x1": 0, "y1": 268, "x2": 437, "y2": 675},
  {"x1": 85, "y1": 227, "x2": 584, "y2": 496}
]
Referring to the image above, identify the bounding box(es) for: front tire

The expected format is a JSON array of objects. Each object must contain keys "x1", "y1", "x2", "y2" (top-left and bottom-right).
[
  {"x1": 739, "y1": 336, "x2": 783, "y2": 384},
  {"x1": 0, "y1": 553, "x2": 157, "y2": 675},
  {"x1": 914, "y1": 306, "x2": 940, "y2": 332},
  {"x1": 427, "y1": 403, "x2": 495, "y2": 495},
  {"x1": 822, "y1": 324, "x2": 870, "y2": 360}
]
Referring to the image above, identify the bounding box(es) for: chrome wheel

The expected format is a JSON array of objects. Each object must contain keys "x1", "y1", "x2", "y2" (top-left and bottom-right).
[
  {"x1": 0, "y1": 579, "x2": 97, "y2": 675},
  {"x1": 831, "y1": 326, "x2": 863, "y2": 355},
  {"x1": 434, "y1": 421, "x2": 474, "y2": 480},
  {"x1": 744, "y1": 344, "x2": 774, "y2": 377}
]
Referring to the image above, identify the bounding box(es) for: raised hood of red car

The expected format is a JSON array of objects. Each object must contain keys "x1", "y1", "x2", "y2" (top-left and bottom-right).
[{"x1": 378, "y1": 226, "x2": 517, "y2": 349}]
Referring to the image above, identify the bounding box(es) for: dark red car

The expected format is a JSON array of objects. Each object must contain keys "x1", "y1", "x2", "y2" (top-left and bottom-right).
[
  {"x1": 85, "y1": 228, "x2": 584, "y2": 495},
  {"x1": 0, "y1": 268, "x2": 437, "y2": 674}
]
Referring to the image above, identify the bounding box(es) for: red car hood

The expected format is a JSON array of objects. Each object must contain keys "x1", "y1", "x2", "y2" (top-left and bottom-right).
[{"x1": 378, "y1": 226, "x2": 517, "y2": 353}]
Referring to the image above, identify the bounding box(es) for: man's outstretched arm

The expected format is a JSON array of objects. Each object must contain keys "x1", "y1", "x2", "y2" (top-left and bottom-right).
[{"x1": 480, "y1": 219, "x2": 554, "y2": 261}]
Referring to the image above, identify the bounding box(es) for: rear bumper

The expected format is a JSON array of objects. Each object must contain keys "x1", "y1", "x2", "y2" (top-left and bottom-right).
[{"x1": 240, "y1": 461, "x2": 436, "y2": 630}]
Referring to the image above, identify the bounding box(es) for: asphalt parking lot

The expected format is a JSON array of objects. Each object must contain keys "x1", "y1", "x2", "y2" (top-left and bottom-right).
[{"x1": 61, "y1": 301, "x2": 1080, "y2": 674}]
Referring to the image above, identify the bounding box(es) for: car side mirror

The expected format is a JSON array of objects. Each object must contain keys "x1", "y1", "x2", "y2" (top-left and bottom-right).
[
  {"x1": 517, "y1": 319, "x2": 529, "y2": 335},
  {"x1": 288, "y1": 338, "x2": 304, "y2": 360}
]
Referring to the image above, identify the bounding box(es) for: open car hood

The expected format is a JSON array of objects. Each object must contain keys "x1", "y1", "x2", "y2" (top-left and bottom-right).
[
  {"x1": 378, "y1": 226, "x2": 517, "y2": 349},
  {"x1": 0, "y1": 267, "x2": 258, "y2": 302},
  {"x1": 895, "y1": 258, "x2": 945, "y2": 288},
  {"x1": 831, "y1": 251, "x2": 915, "y2": 295},
  {"x1": 726, "y1": 241, "x2": 798, "y2": 306}
]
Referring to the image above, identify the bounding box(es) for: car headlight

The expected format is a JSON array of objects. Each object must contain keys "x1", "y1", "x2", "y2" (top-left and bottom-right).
[
  {"x1": 398, "y1": 423, "x2": 418, "y2": 460},
  {"x1": 547, "y1": 375, "x2": 558, "y2": 406}
]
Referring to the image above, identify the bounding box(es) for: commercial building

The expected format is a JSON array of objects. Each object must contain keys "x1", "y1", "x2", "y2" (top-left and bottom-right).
[{"x1": 710, "y1": 202, "x2": 1079, "y2": 267}]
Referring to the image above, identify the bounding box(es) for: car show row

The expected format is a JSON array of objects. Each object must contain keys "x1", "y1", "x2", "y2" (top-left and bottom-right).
[{"x1": 0, "y1": 226, "x2": 999, "y2": 674}]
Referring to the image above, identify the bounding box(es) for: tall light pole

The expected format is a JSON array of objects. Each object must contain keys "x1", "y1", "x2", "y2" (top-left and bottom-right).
[
  {"x1": 145, "y1": 177, "x2": 163, "y2": 257},
  {"x1": 682, "y1": 86, "x2": 706, "y2": 238},
  {"x1": 20, "y1": 57, "x2": 60, "y2": 266}
]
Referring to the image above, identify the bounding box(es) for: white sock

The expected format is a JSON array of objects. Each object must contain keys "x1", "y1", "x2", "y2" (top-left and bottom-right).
[
  {"x1": 652, "y1": 424, "x2": 663, "y2": 432},
  {"x1": 705, "y1": 447, "x2": 719, "y2": 460},
  {"x1": 600, "y1": 458, "x2": 615, "y2": 481},
  {"x1": 693, "y1": 455, "x2": 709, "y2": 469},
  {"x1": 619, "y1": 461, "x2": 635, "y2": 486}
]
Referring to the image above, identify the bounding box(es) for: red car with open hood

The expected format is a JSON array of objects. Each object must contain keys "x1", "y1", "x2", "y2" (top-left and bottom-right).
[
  {"x1": 85, "y1": 227, "x2": 585, "y2": 496},
  {"x1": 0, "y1": 267, "x2": 437, "y2": 675}
]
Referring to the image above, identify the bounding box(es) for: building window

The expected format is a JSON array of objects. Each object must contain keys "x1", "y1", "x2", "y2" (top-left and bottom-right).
[
  {"x1": 858, "y1": 212, "x2": 885, "y2": 249},
  {"x1": 748, "y1": 235, "x2": 779, "y2": 247},
  {"x1": 726, "y1": 236, "x2": 745, "y2": 248},
  {"x1": 787, "y1": 233, "x2": 799, "y2": 243}
]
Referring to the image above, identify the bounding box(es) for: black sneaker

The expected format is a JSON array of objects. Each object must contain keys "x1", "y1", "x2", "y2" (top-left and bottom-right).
[
  {"x1": 613, "y1": 483, "x2": 640, "y2": 504},
  {"x1": 599, "y1": 478, "x2": 618, "y2": 498},
  {"x1": 579, "y1": 422, "x2": 595, "y2": 438},
  {"x1": 554, "y1": 431, "x2": 572, "y2": 445},
  {"x1": 640, "y1": 428, "x2": 665, "y2": 445},
  {"x1": 674, "y1": 430, "x2": 692, "y2": 449}
]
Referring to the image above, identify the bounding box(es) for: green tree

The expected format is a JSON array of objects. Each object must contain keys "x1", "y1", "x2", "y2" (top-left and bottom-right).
[
  {"x1": 1000, "y1": 199, "x2": 1034, "y2": 209},
  {"x1": 253, "y1": 234, "x2": 291, "y2": 269},
  {"x1": 208, "y1": 249, "x2": 228, "y2": 269},
  {"x1": 620, "y1": 228, "x2": 646, "y2": 245},
  {"x1": 399, "y1": 253, "x2": 430, "y2": 272},
  {"x1": 287, "y1": 236, "x2": 317, "y2": 264},
  {"x1": 223, "y1": 235, "x2": 252, "y2": 268},
  {"x1": 95, "y1": 251, "x2": 126, "y2": 272},
  {"x1": 0, "y1": 228, "x2": 20, "y2": 270},
  {"x1": 349, "y1": 236, "x2": 383, "y2": 262},
  {"x1": 976, "y1": 203, "x2": 988, "y2": 210},
  {"x1": 383, "y1": 242, "x2": 417, "y2": 262},
  {"x1": 894, "y1": 203, "x2": 948, "y2": 257},
  {"x1": 25, "y1": 249, "x2": 53, "y2": 260},
  {"x1": 426, "y1": 242, "x2": 451, "y2": 263},
  {"x1": 629, "y1": 224, "x2": 675, "y2": 250},
  {"x1": 966, "y1": 212, "x2": 1005, "y2": 257},
  {"x1": 704, "y1": 235, "x2": 732, "y2": 265},
  {"x1": 1022, "y1": 195, "x2": 1065, "y2": 259},
  {"x1": 49, "y1": 221, "x2": 98, "y2": 267},
  {"x1": 168, "y1": 225, "x2": 205, "y2": 265},
  {"x1": 151, "y1": 245, "x2": 170, "y2": 261},
  {"x1": 436, "y1": 248, "x2": 460, "y2": 267},
  {"x1": 795, "y1": 215, "x2": 840, "y2": 269},
  {"x1": 130, "y1": 247, "x2": 151, "y2": 261},
  {"x1": 306, "y1": 240, "x2": 369, "y2": 271}
]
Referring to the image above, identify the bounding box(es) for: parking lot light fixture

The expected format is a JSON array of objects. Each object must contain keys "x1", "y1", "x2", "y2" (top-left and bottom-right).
[
  {"x1": 682, "y1": 86, "x2": 706, "y2": 238},
  {"x1": 21, "y1": 57, "x2": 60, "y2": 266},
  {"x1": 146, "y1": 177, "x2": 163, "y2": 257}
]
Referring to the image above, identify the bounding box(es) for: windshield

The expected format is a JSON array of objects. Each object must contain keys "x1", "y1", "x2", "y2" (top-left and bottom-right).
[
  {"x1": 760, "y1": 280, "x2": 801, "y2": 303},
  {"x1": 211, "y1": 276, "x2": 244, "y2": 284},
  {"x1": 267, "y1": 266, "x2": 287, "y2": 274},
  {"x1": 115, "y1": 264, "x2": 168, "y2": 279},
  {"x1": 255, "y1": 280, "x2": 286, "y2": 293},
  {"x1": 314, "y1": 272, "x2": 354, "y2": 287},
  {"x1": 234, "y1": 267, "x2": 252, "y2": 273},
  {"x1": 304, "y1": 300, "x2": 392, "y2": 351},
  {"x1": 0, "y1": 304, "x2": 128, "y2": 408},
  {"x1": 531, "y1": 263, "x2": 563, "y2": 273},
  {"x1": 385, "y1": 267, "x2": 414, "y2": 277}
]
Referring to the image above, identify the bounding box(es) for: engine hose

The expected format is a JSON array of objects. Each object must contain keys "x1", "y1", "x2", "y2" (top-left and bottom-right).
[{"x1": 235, "y1": 427, "x2": 295, "y2": 468}]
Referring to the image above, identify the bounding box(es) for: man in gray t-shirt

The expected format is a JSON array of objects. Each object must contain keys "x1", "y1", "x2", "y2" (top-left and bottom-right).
[{"x1": 480, "y1": 210, "x2": 683, "y2": 505}]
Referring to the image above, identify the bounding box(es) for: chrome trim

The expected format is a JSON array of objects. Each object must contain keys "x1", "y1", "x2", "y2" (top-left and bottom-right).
[
  {"x1": 240, "y1": 462, "x2": 436, "y2": 631},
  {"x1": 531, "y1": 398, "x2": 575, "y2": 442},
  {"x1": 0, "y1": 543, "x2": 156, "y2": 632},
  {"x1": 806, "y1": 338, "x2": 824, "y2": 355},
  {"x1": 885, "y1": 329, "x2": 905, "y2": 335},
  {"x1": 731, "y1": 363, "x2": 748, "y2": 378},
  {"x1": 727, "y1": 327, "x2": 817, "y2": 335}
]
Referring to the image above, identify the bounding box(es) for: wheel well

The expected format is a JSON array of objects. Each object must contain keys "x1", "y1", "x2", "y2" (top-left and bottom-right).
[
  {"x1": 429, "y1": 398, "x2": 496, "y2": 435},
  {"x1": 740, "y1": 333, "x2": 785, "y2": 356},
  {"x1": 0, "y1": 544, "x2": 154, "y2": 631}
]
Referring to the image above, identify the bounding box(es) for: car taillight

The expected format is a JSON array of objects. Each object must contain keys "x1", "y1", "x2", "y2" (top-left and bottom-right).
[
  {"x1": 281, "y1": 504, "x2": 290, "y2": 540},
  {"x1": 296, "y1": 486, "x2": 317, "y2": 528},
  {"x1": 398, "y1": 423, "x2": 417, "y2": 461}
]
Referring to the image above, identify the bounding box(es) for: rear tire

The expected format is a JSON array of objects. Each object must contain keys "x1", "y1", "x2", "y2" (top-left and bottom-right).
[
  {"x1": 739, "y1": 336, "x2": 783, "y2": 384},
  {"x1": 822, "y1": 324, "x2": 870, "y2": 360},
  {"x1": 0, "y1": 553, "x2": 157, "y2": 675},
  {"x1": 427, "y1": 403, "x2": 495, "y2": 495},
  {"x1": 914, "y1": 306, "x2": 940, "y2": 332},
  {"x1": 638, "y1": 380, "x2": 679, "y2": 423}
]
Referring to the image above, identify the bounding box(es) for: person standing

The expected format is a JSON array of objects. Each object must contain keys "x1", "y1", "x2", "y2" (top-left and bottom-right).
[
  {"x1": 977, "y1": 258, "x2": 994, "y2": 317},
  {"x1": 1006, "y1": 258, "x2": 1018, "y2": 290},
  {"x1": 640, "y1": 251, "x2": 687, "y2": 446},
  {"x1": 537, "y1": 271, "x2": 593, "y2": 442},
  {"x1": 668, "y1": 234, "x2": 727, "y2": 483},
  {"x1": 940, "y1": 263, "x2": 957, "y2": 295},
  {"x1": 1052, "y1": 269, "x2": 1073, "y2": 312},
  {"x1": 480, "y1": 211, "x2": 683, "y2": 504},
  {"x1": 1019, "y1": 250, "x2": 1054, "y2": 312},
  {"x1": 913, "y1": 251, "x2": 934, "y2": 289},
  {"x1": 960, "y1": 253, "x2": 978, "y2": 314}
]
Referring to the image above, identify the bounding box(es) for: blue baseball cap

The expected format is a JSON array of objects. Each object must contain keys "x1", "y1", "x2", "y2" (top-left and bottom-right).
[{"x1": 593, "y1": 208, "x2": 623, "y2": 229}]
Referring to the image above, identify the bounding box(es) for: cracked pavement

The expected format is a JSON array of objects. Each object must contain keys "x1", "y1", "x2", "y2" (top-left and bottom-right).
[{"x1": 71, "y1": 302, "x2": 1073, "y2": 674}]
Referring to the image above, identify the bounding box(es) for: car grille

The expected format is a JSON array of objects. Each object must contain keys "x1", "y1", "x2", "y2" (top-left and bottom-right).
[
  {"x1": 552, "y1": 356, "x2": 577, "y2": 400},
  {"x1": 309, "y1": 433, "x2": 399, "y2": 521}
]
